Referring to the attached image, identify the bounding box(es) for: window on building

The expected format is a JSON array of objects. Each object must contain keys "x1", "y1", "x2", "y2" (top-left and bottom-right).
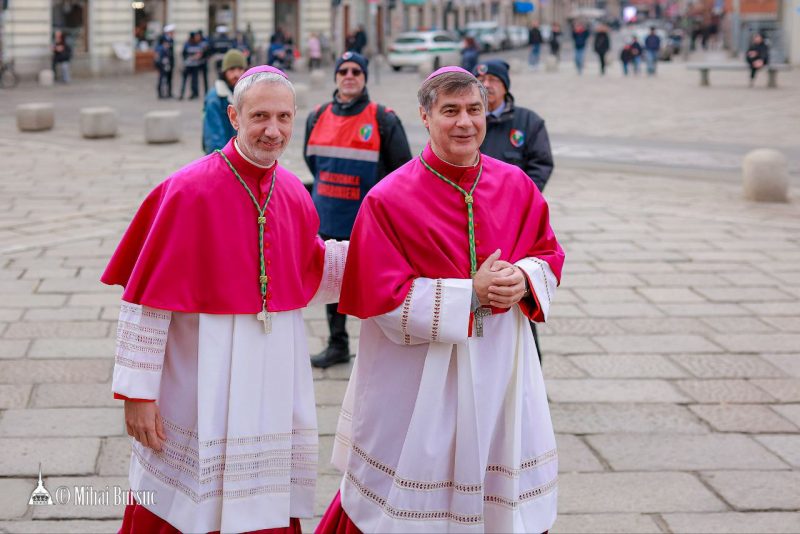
[
  {"x1": 52, "y1": 0, "x2": 88, "y2": 54},
  {"x1": 133, "y1": 0, "x2": 167, "y2": 49}
]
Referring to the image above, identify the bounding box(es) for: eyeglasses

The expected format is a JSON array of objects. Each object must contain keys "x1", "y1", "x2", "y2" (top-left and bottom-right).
[{"x1": 336, "y1": 67, "x2": 363, "y2": 77}]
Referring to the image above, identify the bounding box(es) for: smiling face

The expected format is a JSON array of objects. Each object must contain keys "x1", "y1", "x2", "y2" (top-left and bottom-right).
[
  {"x1": 228, "y1": 81, "x2": 295, "y2": 165},
  {"x1": 420, "y1": 84, "x2": 486, "y2": 166}
]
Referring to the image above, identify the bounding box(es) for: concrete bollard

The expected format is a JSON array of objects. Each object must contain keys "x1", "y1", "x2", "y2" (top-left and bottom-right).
[
  {"x1": 144, "y1": 110, "x2": 181, "y2": 144},
  {"x1": 17, "y1": 103, "x2": 55, "y2": 132},
  {"x1": 742, "y1": 149, "x2": 789, "y2": 203},
  {"x1": 508, "y1": 58, "x2": 524, "y2": 74},
  {"x1": 80, "y1": 107, "x2": 118, "y2": 139},
  {"x1": 38, "y1": 69, "x2": 54, "y2": 87},
  {"x1": 544, "y1": 55, "x2": 558, "y2": 73},
  {"x1": 294, "y1": 83, "x2": 310, "y2": 109},
  {"x1": 309, "y1": 69, "x2": 326, "y2": 89}
]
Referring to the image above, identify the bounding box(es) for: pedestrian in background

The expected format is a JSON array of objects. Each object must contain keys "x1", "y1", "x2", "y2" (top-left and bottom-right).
[
  {"x1": 571, "y1": 21, "x2": 590, "y2": 75},
  {"x1": 746, "y1": 33, "x2": 769, "y2": 87},
  {"x1": 593, "y1": 23, "x2": 610, "y2": 76},
  {"x1": 549, "y1": 22, "x2": 562, "y2": 60},
  {"x1": 461, "y1": 36, "x2": 480, "y2": 73},
  {"x1": 528, "y1": 21, "x2": 543, "y2": 69},
  {"x1": 179, "y1": 32, "x2": 203, "y2": 100},
  {"x1": 154, "y1": 36, "x2": 174, "y2": 99},
  {"x1": 52, "y1": 30, "x2": 72, "y2": 84},
  {"x1": 308, "y1": 32, "x2": 322, "y2": 70},
  {"x1": 620, "y1": 41, "x2": 634, "y2": 76},
  {"x1": 644, "y1": 26, "x2": 661, "y2": 76},
  {"x1": 630, "y1": 35, "x2": 643, "y2": 75},
  {"x1": 303, "y1": 51, "x2": 412, "y2": 369},
  {"x1": 197, "y1": 30, "x2": 210, "y2": 96},
  {"x1": 202, "y1": 49, "x2": 247, "y2": 154}
]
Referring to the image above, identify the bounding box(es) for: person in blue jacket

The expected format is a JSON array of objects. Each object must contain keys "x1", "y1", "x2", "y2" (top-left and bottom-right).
[{"x1": 202, "y1": 49, "x2": 247, "y2": 154}]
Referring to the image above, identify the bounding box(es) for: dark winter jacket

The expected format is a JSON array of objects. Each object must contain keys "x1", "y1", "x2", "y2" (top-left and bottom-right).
[
  {"x1": 572, "y1": 29, "x2": 590, "y2": 49},
  {"x1": 594, "y1": 32, "x2": 610, "y2": 54},
  {"x1": 529, "y1": 28, "x2": 543, "y2": 46},
  {"x1": 645, "y1": 34, "x2": 661, "y2": 51},
  {"x1": 480, "y1": 95, "x2": 553, "y2": 192},
  {"x1": 746, "y1": 42, "x2": 769, "y2": 68}
]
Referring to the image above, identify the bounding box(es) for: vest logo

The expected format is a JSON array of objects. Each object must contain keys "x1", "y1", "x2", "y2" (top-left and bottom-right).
[
  {"x1": 509, "y1": 129, "x2": 525, "y2": 148},
  {"x1": 359, "y1": 124, "x2": 373, "y2": 142}
]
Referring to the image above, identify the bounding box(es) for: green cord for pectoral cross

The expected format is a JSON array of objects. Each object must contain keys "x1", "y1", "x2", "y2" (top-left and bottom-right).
[
  {"x1": 419, "y1": 153, "x2": 483, "y2": 277},
  {"x1": 216, "y1": 150, "x2": 277, "y2": 312}
]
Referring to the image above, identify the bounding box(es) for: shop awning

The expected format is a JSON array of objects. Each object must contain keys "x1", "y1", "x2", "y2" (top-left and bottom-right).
[
  {"x1": 403, "y1": 0, "x2": 426, "y2": 4},
  {"x1": 513, "y1": 1, "x2": 534, "y2": 13}
]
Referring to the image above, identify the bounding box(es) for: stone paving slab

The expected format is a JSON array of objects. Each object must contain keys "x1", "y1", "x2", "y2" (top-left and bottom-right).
[
  {"x1": 568, "y1": 354, "x2": 688, "y2": 378},
  {"x1": 689, "y1": 404, "x2": 799, "y2": 433},
  {"x1": 662, "y1": 512, "x2": 800, "y2": 533},
  {"x1": 551, "y1": 513, "x2": 663, "y2": 533},
  {"x1": 555, "y1": 434, "x2": 605, "y2": 473},
  {"x1": 674, "y1": 379, "x2": 777, "y2": 403},
  {"x1": 551, "y1": 404, "x2": 709, "y2": 435},
  {"x1": 547, "y1": 379, "x2": 690, "y2": 403},
  {"x1": 0, "y1": 520, "x2": 123, "y2": 533},
  {"x1": 0, "y1": 438, "x2": 100, "y2": 477},
  {"x1": 755, "y1": 435, "x2": 800, "y2": 468},
  {"x1": 558, "y1": 472, "x2": 727, "y2": 513},
  {"x1": 0, "y1": 408, "x2": 123, "y2": 438},
  {"x1": 0, "y1": 385, "x2": 32, "y2": 410},
  {"x1": 0, "y1": 479, "x2": 38, "y2": 520},
  {"x1": 586, "y1": 433, "x2": 788, "y2": 471},
  {"x1": 670, "y1": 354, "x2": 786, "y2": 378},
  {"x1": 701, "y1": 471, "x2": 800, "y2": 511}
]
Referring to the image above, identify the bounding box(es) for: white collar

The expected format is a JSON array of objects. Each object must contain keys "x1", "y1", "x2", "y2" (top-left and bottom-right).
[
  {"x1": 215, "y1": 79, "x2": 233, "y2": 99},
  {"x1": 234, "y1": 139, "x2": 274, "y2": 169}
]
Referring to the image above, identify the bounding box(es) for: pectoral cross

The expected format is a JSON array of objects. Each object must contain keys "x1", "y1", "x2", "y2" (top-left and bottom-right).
[
  {"x1": 256, "y1": 306, "x2": 272, "y2": 334},
  {"x1": 474, "y1": 307, "x2": 492, "y2": 338}
]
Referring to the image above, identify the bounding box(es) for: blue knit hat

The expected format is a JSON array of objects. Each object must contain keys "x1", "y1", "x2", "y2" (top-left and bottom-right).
[
  {"x1": 473, "y1": 60, "x2": 510, "y2": 92},
  {"x1": 334, "y1": 51, "x2": 369, "y2": 82}
]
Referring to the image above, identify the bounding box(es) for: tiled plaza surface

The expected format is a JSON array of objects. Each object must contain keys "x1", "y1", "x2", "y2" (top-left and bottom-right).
[{"x1": 0, "y1": 54, "x2": 799, "y2": 533}]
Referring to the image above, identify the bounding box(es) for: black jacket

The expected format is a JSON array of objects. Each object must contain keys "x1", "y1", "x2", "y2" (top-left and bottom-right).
[
  {"x1": 594, "y1": 32, "x2": 610, "y2": 54},
  {"x1": 480, "y1": 95, "x2": 553, "y2": 192}
]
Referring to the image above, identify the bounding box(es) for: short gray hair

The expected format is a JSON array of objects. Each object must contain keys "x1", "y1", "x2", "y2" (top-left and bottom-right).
[
  {"x1": 231, "y1": 72, "x2": 296, "y2": 111},
  {"x1": 417, "y1": 71, "x2": 487, "y2": 114}
]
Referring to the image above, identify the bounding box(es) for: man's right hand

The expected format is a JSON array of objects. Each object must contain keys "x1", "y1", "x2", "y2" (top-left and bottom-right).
[
  {"x1": 474, "y1": 250, "x2": 508, "y2": 306},
  {"x1": 124, "y1": 400, "x2": 166, "y2": 452}
]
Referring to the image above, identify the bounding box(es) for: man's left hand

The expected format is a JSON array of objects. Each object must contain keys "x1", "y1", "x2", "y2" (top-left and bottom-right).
[{"x1": 488, "y1": 263, "x2": 528, "y2": 308}]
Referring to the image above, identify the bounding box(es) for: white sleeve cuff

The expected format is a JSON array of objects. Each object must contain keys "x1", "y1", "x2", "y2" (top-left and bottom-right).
[
  {"x1": 111, "y1": 302, "x2": 171, "y2": 400},
  {"x1": 308, "y1": 239, "x2": 349, "y2": 306},
  {"x1": 374, "y1": 277, "x2": 472, "y2": 345},
  {"x1": 515, "y1": 257, "x2": 558, "y2": 321}
]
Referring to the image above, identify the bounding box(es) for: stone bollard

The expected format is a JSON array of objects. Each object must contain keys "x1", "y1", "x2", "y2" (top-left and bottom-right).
[
  {"x1": 80, "y1": 107, "x2": 118, "y2": 139},
  {"x1": 294, "y1": 83, "x2": 310, "y2": 109},
  {"x1": 144, "y1": 110, "x2": 181, "y2": 144},
  {"x1": 309, "y1": 69, "x2": 326, "y2": 89},
  {"x1": 544, "y1": 55, "x2": 558, "y2": 73},
  {"x1": 17, "y1": 103, "x2": 55, "y2": 132},
  {"x1": 508, "y1": 58, "x2": 524, "y2": 74},
  {"x1": 742, "y1": 149, "x2": 789, "y2": 203},
  {"x1": 38, "y1": 69, "x2": 54, "y2": 87}
]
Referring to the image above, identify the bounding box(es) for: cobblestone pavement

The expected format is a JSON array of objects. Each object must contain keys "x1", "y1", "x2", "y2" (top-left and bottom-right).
[{"x1": 0, "y1": 54, "x2": 799, "y2": 533}]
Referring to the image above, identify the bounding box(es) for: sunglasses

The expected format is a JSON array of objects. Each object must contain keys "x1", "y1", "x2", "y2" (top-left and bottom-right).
[{"x1": 337, "y1": 67, "x2": 363, "y2": 76}]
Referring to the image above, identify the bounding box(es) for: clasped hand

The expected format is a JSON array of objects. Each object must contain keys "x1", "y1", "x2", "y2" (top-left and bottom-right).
[{"x1": 473, "y1": 249, "x2": 528, "y2": 308}]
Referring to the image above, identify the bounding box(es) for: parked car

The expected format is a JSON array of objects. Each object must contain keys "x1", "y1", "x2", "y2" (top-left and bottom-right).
[
  {"x1": 387, "y1": 31, "x2": 462, "y2": 71},
  {"x1": 464, "y1": 21, "x2": 506, "y2": 52},
  {"x1": 506, "y1": 26, "x2": 529, "y2": 48}
]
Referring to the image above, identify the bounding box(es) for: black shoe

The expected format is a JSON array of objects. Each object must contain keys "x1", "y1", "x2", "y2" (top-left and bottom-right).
[{"x1": 311, "y1": 346, "x2": 351, "y2": 369}]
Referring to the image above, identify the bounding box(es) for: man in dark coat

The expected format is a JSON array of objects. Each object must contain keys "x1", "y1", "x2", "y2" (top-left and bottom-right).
[{"x1": 474, "y1": 59, "x2": 554, "y2": 358}]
